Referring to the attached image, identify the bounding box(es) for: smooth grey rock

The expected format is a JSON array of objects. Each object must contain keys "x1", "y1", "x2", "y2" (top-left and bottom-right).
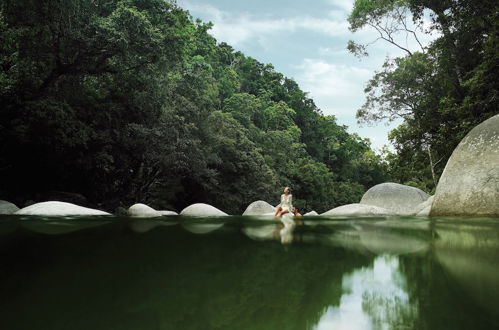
[
  {"x1": 431, "y1": 115, "x2": 499, "y2": 216},
  {"x1": 321, "y1": 203, "x2": 395, "y2": 216},
  {"x1": 242, "y1": 200, "x2": 275, "y2": 216},
  {"x1": 158, "y1": 210, "x2": 178, "y2": 216},
  {"x1": 360, "y1": 182, "x2": 430, "y2": 215},
  {"x1": 304, "y1": 211, "x2": 319, "y2": 216},
  {"x1": 15, "y1": 201, "x2": 110, "y2": 216},
  {"x1": 180, "y1": 203, "x2": 228, "y2": 216},
  {"x1": 416, "y1": 206, "x2": 432, "y2": 216},
  {"x1": 0, "y1": 200, "x2": 19, "y2": 214},
  {"x1": 412, "y1": 196, "x2": 434, "y2": 216},
  {"x1": 128, "y1": 203, "x2": 162, "y2": 217}
]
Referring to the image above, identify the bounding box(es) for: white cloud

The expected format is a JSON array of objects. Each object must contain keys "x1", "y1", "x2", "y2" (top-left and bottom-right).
[
  {"x1": 293, "y1": 58, "x2": 371, "y2": 115},
  {"x1": 212, "y1": 16, "x2": 349, "y2": 47},
  {"x1": 325, "y1": 0, "x2": 355, "y2": 13},
  {"x1": 318, "y1": 46, "x2": 349, "y2": 56},
  {"x1": 179, "y1": 1, "x2": 350, "y2": 48},
  {"x1": 292, "y1": 58, "x2": 403, "y2": 150}
]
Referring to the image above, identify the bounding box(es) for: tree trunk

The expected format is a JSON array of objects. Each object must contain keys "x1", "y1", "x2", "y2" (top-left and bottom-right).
[{"x1": 427, "y1": 146, "x2": 437, "y2": 187}]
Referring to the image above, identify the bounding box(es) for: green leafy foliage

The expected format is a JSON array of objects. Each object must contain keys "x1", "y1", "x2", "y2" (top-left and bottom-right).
[{"x1": 349, "y1": 0, "x2": 499, "y2": 192}]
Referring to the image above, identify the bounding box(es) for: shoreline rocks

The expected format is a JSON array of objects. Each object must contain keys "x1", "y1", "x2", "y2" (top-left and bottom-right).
[{"x1": 15, "y1": 201, "x2": 110, "y2": 216}]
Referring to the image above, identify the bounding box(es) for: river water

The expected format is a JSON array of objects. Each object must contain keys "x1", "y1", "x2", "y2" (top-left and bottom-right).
[{"x1": 0, "y1": 215, "x2": 498, "y2": 330}]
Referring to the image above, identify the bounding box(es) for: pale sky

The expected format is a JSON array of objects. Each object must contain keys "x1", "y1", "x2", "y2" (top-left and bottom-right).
[{"x1": 177, "y1": 0, "x2": 435, "y2": 150}]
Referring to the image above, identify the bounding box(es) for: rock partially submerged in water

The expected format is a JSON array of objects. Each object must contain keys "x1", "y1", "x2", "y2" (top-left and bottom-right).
[
  {"x1": 15, "y1": 201, "x2": 110, "y2": 216},
  {"x1": 128, "y1": 204, "x2": 178, "y2": 217},
  {"x1": 412, "y1": 196, "x2": 434, "y2": 216},
  {"x1": 322, "y1": 203, "x2": 394, "y2": 216},
  {"x1": 242, "y1": 200, "x2": 275, "y2": 216},
  {"x1": 0, "y1": 200, "x2": 19, "y2": 214},
  {"x1": 158, "y1": 210, "x2": 178, "y2": 216},
  {"x1": 360, "y1": 182, "x2": 430, "y2": 215},
  {"x1": 431, "y1": 114, "x2": 499, "y2": 216},
  {"x1": 304, "y1": 211, "x2": 318, "y2": 216},
  {"x1": 128, "y1": 203, "x2": 161, "y2": 217},
  {"x1": 416, "y1": 206, "x2": 432, "y2": 216},
  {"x1": 180, "y1": 203, "x2": 228, "y2": 216}
]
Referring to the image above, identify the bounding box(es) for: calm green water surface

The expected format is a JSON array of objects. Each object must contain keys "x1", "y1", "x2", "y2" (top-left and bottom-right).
[{"x1": 0, "y1": 215, "x2": 498, "y2": 330}]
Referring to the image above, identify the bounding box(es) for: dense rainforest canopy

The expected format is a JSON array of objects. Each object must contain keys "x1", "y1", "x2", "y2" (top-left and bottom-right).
[
  {"x1": 0, "y1": 0, "x2": 496, "y2": 214},
  {"x1": 0, "y1": 0, "x2": 389, "y2": 213}
]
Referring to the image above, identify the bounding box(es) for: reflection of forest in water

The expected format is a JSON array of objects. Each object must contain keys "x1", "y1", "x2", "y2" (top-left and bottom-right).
[
  {"x1": 315, "y1": 255, "x2": 417, "y2": 330},
  {"x1": 0, "y1": 216, "x2": 498, "y2": 330}
]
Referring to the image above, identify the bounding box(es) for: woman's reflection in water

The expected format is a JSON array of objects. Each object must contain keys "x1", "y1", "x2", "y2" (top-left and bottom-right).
[{"x1": 272, "y1": 212, "x2": 304, "y2": 245}]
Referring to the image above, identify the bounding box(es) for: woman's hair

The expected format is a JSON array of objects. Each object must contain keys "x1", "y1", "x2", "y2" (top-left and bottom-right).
[{"x1": 284, "y1": 186, "x2": 291, "y2": 193}]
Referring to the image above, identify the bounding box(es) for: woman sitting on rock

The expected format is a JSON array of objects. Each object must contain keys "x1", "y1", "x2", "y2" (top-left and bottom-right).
[{"x1": 274, "y1": 187, "x2": 293, "y2": 218}]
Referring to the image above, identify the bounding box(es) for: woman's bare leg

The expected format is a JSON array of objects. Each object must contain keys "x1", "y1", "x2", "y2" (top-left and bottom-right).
[
  {"x1": 277, "y1": 209, "x2": 289, "y2": 218},
  {"x1": 274, "y1": 207, "x2": 282, "y2": 217}
]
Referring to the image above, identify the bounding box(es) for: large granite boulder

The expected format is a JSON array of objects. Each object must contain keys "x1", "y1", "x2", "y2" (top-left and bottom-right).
[
  {"x1": 242, "y1": 200, "x2": 275, "y2": 216},
  {"x1": 15, "y1": 201, "x2": 110, "y2": 216},
  {"x1": 431, "y1": 115, "x2": 499, "y2": 216},
  {"x1": 180, "y1": 203, "x2": 228, "y2": 216},
  {"x1": 0, "y1": 200, "x2": 19, "y2": 214},
  {"x1": 360, "y1": 182, "x2": 430, "y2": 215},
  {"x1": 321, "y1": 203, "x2": 394, "y2": 216},
  {"x1": 128, "y1": 203, "x2": 162, "y2": 217},
  {"x1": 412, "y1": 196, "x2": 434, "y2": 216}
]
